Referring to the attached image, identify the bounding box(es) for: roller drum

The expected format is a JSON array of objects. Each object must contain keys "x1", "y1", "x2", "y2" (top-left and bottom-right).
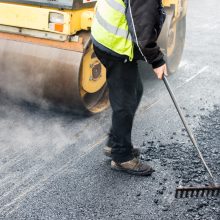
[
  {"x1": 158, "y1": 8, "x2": 186, "y2": 74},
  {"x1": 0, "y1": 37, "x2": 108, "y2": 113}
]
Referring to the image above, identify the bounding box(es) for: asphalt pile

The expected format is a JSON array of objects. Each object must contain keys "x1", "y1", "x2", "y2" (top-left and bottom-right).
[{"x1": 140, "y1": 105, "x2": 220, "y2": 220}]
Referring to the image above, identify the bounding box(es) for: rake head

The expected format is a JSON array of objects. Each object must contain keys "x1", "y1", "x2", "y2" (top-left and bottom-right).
[{"x1": 175, "y1": 185, "x2": 220, "y2": 198}]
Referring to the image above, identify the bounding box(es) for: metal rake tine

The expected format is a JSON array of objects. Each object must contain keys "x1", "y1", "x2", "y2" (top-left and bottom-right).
[
  {"x1": 190, "y1": 189, "x2": 194, "y2": 197},
  {"x1": 175, "y1": 190, "x2": 178, "y2": 198},
  {"x1": 201, "y1": 189, "x2": 205, "y2": 197},
  {"x1": 195, "y1": 189, "x2": 200, "y2": 197},
  {"x1": 180, "y1": 189, "x2": 184, "y2": 198},
  {"x1": 211, "y1": 189, "x2": 216, "y2": 196},
  {"x1": 185, "y1": 190, "x2": 189, "y2": 198},
  {"x1": 215, "y1": 188, "x2": 220, "y2": 196},
  {"x1": 207, "y1": 189, "x2": 210, "y2": 197}
]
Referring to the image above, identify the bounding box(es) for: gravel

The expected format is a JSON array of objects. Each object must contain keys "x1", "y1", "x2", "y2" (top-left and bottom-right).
[{"x1": 140, "y1": 105, "x2": 220, "y2": 219}]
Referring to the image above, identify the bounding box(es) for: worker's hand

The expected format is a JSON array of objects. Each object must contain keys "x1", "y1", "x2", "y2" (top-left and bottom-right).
[{"x1": 153, "y1": 63, "x2": 168, "y2": 80}]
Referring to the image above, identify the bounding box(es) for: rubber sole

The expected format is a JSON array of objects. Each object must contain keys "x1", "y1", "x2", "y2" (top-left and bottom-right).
[{"x1": 111, "y1": 164, "x2": 155, "y2": 176}]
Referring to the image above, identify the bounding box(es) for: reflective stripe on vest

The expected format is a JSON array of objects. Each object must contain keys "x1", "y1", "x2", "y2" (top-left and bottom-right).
[{"x1": 91, "y1": 0, "x2": 133, "y2": 61}]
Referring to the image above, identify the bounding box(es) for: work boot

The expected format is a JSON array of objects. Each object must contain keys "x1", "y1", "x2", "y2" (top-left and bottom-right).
[
  {"x1": 103, "y1": 146, "x2": 140, "y2": 158},
  {"x1": 111, "y1": 158, "x2": 155, "y2": 176}
]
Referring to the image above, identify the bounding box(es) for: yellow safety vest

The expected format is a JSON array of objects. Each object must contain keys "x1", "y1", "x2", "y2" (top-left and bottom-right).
[{"x1": 91, "y1": 0, "x2": 134, "y2": 61}]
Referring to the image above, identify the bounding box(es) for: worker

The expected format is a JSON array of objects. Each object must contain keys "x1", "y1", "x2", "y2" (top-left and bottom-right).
[{"x1": 91, "y1": 0, "x2": 168, "y2": 176}]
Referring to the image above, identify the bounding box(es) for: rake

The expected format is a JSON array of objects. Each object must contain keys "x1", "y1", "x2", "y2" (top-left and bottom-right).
[{"x1": 163, "y1": 76, "x2": 220, "y2": 198}]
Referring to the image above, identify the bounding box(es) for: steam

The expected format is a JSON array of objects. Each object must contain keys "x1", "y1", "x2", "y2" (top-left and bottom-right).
[
  {"x1": 0, "y1": 67, "x2": 49, "y2": 109},
  {"x1": 0, "y1": 102, "x2": 73, "y2": 161}
]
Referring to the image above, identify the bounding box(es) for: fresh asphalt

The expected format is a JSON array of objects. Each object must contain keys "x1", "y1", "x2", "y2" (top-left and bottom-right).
[{"x1": 0, "y1": 0, "x2": 219, "y2": 219}]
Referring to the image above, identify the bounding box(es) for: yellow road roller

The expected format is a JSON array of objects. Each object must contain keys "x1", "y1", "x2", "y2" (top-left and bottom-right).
[{"x1": 0, "y1": 0, "x2": 187, "y2": 114}]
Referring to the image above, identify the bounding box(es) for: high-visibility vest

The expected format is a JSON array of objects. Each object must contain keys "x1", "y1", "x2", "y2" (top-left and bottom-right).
[{"x1": 91, "y1": 0, "x2": 134, "y2": 61}]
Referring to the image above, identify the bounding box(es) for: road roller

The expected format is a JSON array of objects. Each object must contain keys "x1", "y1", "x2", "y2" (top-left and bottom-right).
[{"x1": 0, "y1": 0, "x2": 187, "y2": 114}]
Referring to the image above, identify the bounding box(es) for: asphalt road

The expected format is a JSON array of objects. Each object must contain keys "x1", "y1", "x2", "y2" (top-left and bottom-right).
[{"x1": 0, "y1": 0, "x2": 220, "y2": 219}]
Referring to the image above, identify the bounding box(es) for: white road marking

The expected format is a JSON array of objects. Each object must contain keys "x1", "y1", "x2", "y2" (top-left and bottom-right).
[
  {"x1": 185, "y1": 66, "x2": 209, "y2": 83},
  {"x1": 140, "y1": 66, "x2": 210, "y2": 112},
  {"x1": 1, "y1": 134, "x2": 108, "y2": 216}
]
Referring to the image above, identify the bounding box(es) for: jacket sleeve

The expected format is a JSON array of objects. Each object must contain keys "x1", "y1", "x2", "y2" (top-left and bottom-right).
[{"x1": 125, "y1": 0, "x2": 166, "y2": 68}]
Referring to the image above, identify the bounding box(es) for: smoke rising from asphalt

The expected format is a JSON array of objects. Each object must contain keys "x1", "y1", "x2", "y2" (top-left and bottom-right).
[
  {"x1": 0, "y1": 88, "x2": 107, "y2": 162},
  {"x1": 0, "y1": 68, "x2": 50, "y2": 109},
  {"x1": 0, "y1": 99, "x2": 75, "y2": 161}
]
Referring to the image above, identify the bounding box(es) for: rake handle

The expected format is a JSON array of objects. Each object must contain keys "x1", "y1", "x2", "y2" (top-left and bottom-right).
[{"x1": 162, "y1": 76, "x2": 215, "y2": 183}]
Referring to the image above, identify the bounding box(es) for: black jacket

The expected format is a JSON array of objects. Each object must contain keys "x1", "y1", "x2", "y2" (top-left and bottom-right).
[
  {"x1": 125, "y1": 0, "x2": 166, "y2": 68},
  {"x1": 93, "y1": 0, "x2": 166, "y2": 68}
]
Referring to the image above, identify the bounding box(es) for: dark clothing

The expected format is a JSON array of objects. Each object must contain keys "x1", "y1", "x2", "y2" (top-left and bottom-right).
[
  {"x1": 94, "y1": 46, "x2": 143, "y2": 162},
  {"x1": 124, "y1": 0, "x2": 166, "y2": 67},
  {"x1": 92, "y1": 0, "x2": 166, "y2": 162},
  {"x1": 93, "y1": 0, "x2": 166, "y2": 69}
]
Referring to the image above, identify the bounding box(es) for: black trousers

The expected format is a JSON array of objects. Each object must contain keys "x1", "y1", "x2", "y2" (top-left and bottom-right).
[{"x1": 94, "y1": 46, "x2": 143, "y2": 162}]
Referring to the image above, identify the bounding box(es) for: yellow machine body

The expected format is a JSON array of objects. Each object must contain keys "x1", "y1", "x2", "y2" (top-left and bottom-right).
[
  {"x1": 0, "y1": 1, "x2": 186, "y2": 36},
  {"x1": 0, "y1": 2, "x2": 93, "y2": 35},
  {"x1": 163, "y1": 0, "x2": 187, "y2": 20}
]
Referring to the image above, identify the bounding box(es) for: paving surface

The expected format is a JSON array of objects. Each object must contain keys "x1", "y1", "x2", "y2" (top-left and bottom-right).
[{"x1": 0, "y1": 0, "x2": 220, "y2": 219}]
